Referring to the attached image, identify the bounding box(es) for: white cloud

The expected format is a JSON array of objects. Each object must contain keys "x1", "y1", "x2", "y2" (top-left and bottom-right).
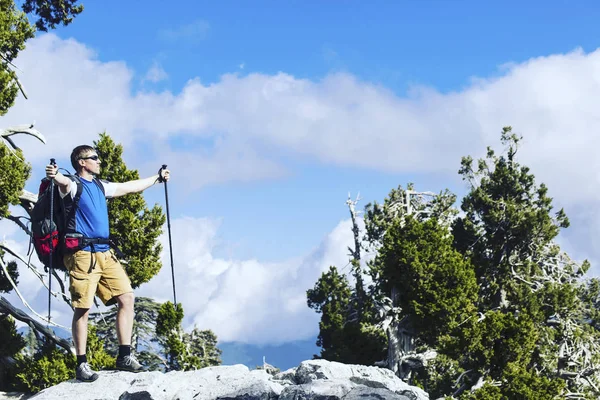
[
  {"x1": 2, "y1": 34, "x2": 285, "y2": 188},
  {"x1": 6, "y1": 35, "x2": 599, "y2": 194},
  {"x1": 7, "y1": 35, "x2": 599, "y2": 202},
  {"x1": 138, "y1": 216, "x2": 355, "y2": 344},
  {"x1": 144, "y1": 61, "x2": 168, "y2": 83}
]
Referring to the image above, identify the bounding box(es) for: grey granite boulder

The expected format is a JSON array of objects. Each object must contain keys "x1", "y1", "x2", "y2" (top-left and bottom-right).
[
  {"x1": 290, "y1": 360, "x2": 427, "y2": 400},
  {"x1": 3, "y1": 359, "x2": 428, "y2": 400}
]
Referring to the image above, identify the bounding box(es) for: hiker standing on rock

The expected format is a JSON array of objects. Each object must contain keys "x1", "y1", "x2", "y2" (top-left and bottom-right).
[{"x1": 45, "y1": 145, "x2": 170, "y2": 382}]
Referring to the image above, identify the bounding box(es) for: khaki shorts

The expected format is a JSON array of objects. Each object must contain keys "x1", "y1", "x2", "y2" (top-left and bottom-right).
[{"x1": 64, "y1": 250, "x2": 133, "y2": 309}]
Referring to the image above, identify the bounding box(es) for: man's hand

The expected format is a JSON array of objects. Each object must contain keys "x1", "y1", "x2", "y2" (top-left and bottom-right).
[
  {"x1": 45, "y1": 163, "x2": 58, "y2": 179},
  {"x1": 160, "y1": 168, "x2": 170, "y2": 183},
  {"x1": 45, "y1": 163, "x2": 71, "y2": 194}
]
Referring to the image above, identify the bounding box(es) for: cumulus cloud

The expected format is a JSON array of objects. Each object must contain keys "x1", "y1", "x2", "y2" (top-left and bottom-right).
[
  {"x1": 137, "y1": 217, "x2": 355, "y2": 344},
  {"x1": 5, "y1": 35, "x2": 598, "y2": 198},
  {"x1": 2, "y1": 34, "x2": 287, "y2": 189}
]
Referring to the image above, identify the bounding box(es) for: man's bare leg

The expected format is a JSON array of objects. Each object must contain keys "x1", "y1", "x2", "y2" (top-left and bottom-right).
[
  {"x1": 73, "y1": 307, "x2": 98, "y2": 381},
  {"x1": 73, "y1": 307, "x2": 90, "y2": 355},
  {"x1": 114, "y1": 292, "x2": 143, "y2": 371},
  {"x1": 115, "y1": 292, "x2": 134, "y2": 346}
]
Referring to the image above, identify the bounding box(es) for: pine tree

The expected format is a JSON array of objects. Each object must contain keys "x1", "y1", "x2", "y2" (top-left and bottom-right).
[
  {"x1": 372, "y1": 216, "x2": 478, "y2": 350},
  {"x1": 361, "y1": 184, "x2": 478, "y2": 389},
  {"x1": 0, "y1": 5, "x2": 32, "y2": 381},
  {"x1": 1, "y1": 0, "x2": 83, "y2": 116},
  {"x1": 307, "y1": 266, "x2": 352, "y2": 360},
  {"x1": 156, "y1": 301, "x2": 222, "y2": 371},
  {"x1": 306, "y1": 265, "x2": 387, "y2": 365},
  {"x1": 0, "y1": 0, "x2": 85, "y2": 392},
  {"x1": 183, "y1": 328, "x2": 222, "y2": 368},
  {"x1": 445, "y1": 127, "x2": 594, "y2": 398},
  {"x1": 13, "y1": 340, "x2": 74, "y2": 393},
  {"x1": 156, "y1": 301, "x2": 185, "y2": 371},
  {"x1": 0, "y1": 0, "x2": 34, "y2": 117},
  {"x1": 0, "y1": 315, "x2": 25, "y2": 390},
  {"x1": 309, "y1": 127, "x2": 599, "y2": 399},
  {"x1": 11, "y1": 325, "x2": 113, "y2": 393}
]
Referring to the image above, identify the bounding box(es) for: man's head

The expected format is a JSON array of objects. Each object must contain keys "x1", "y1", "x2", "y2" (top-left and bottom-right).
[{"x1": 71, "y1": 145, "x2": 101, "y2": 175}]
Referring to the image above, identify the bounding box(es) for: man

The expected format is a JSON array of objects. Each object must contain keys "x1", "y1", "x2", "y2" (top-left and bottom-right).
[{"x1": 45, "y1": 145, "x2": 170, "y2": 382}]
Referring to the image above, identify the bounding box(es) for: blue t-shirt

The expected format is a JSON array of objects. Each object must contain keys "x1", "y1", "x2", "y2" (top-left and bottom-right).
[
  {"x1": 62, "y1": 176, "x2": 118, "y2": 252},
  {"x1": 76, "y1": 178, "x2": 110, "y2": 252}
]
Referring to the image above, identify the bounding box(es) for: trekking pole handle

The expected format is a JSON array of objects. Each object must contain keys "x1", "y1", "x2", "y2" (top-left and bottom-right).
[
  {"x1": 158, "y1": 164, "x2": 167, "y2": 183},
  {"x1": 50, "y1": 158, "x2": 56, "y2": 165}
]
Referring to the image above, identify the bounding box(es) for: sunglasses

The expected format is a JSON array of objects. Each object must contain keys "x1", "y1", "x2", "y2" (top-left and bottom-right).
[{"x1": 79, "y1": 155, "x2": 99, "y2": 161}]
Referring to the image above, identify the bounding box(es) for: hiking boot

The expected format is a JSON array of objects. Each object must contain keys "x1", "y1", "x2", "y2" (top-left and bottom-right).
[
  {"x1": 116, "y1": 354, "x2": 144, "y2": 372},
  {"x1": 76, "y1": 362, "x2": 99, "y2": 382}
]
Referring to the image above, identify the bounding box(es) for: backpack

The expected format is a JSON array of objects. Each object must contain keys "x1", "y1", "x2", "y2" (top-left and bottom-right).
[{"x1": 30, "y1": 174, "x2": 105, "y2": 272}]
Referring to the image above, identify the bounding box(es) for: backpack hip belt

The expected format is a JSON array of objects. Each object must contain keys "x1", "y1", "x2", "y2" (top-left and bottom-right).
[
  {"x1": 64, "y1": 233, "x2": 126, "y2": 258},
  {"x1": 64, "y1": 233, "x2": 126, "y2": 273}
]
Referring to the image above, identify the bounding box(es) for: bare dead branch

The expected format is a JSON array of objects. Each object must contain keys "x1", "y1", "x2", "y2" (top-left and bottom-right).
[
  {"x1": 0, "y1": 297, "x2": 72, "y2": 354},
  {"x1": 0, "y1": 242, "x2": 73, "y2": 320},
  {"x1": 1, "y1": 123, "x2": 46, "y2": 151},
  {"x1": 0, "y1": 253, "x2": 69, "y2": 330}
]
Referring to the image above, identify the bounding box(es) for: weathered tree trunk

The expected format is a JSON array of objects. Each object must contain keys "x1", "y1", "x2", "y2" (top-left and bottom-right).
[
  {"x1": 387, "y1": 319, "x2": 401, "y2": 374},
  {"x1": 346, "y1": 194, "x2": 366, "y2": 316},
  {"x1": 386, "y1": 286, "x2": 416, "y2": 376}
]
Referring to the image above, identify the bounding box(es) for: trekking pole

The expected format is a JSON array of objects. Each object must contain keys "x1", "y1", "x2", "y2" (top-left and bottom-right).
[
  {"x1": 47, "y1": 158, "x2": 56, "y2": 323},
  {"x1": 161, "y1": 165, "x2": 177, "y2": 306}
]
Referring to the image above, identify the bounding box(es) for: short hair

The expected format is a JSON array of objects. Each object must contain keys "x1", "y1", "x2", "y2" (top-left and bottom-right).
[{"x1": 70, "y1": 145, "x2": 96, "y2": 171}]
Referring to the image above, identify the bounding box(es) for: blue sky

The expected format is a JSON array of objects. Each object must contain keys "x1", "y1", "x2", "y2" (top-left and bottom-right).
[
  {"x1": 56, "y1": 1, "x2": 600, "y2": 92},
  {"x1": 3, "y1": 0, "x2": 600, "y2": 368},
  {"x1": 43, "y1": 0, "x2": 600, "y2": 261}
]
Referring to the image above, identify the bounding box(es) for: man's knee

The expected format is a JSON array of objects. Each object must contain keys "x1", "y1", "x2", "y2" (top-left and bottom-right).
[
  {"x1": 116, "y1": 292, "x2": 134, "y2": 309},
  {"x1": 73, "y1": 307, "x2": 90, "y2": 320}
]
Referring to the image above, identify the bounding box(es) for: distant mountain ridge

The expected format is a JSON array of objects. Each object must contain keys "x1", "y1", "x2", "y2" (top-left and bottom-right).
[{"x1": 219, "y1": 338, "x2": 320, "y2": 371}]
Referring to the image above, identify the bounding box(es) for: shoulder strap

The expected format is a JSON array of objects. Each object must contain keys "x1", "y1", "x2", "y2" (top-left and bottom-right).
[
  {"x1": 61, "y1": 175, "x2": 83, "y2": 233},
  {"x1": 72, "y1": 175, "x2": 83, "y2": 203},
  {"x1": 93, "y1": 178, "x2": 106, "y2": 196}
]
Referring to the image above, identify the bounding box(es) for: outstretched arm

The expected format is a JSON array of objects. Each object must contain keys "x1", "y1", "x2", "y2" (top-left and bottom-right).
[{"x1": 111, "y1": 169, "x2": 170, "y2": 197}]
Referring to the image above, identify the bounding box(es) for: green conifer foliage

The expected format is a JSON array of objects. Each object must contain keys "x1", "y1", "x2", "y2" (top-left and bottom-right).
[{"x1": 309, "y1": 127, "x2": 598, "y2": 398}]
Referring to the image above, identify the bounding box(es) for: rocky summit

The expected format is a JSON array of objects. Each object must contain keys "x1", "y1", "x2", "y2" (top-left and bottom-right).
[{"x1": 0, "y1": 359, "x2": 429, "y2": 400}]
